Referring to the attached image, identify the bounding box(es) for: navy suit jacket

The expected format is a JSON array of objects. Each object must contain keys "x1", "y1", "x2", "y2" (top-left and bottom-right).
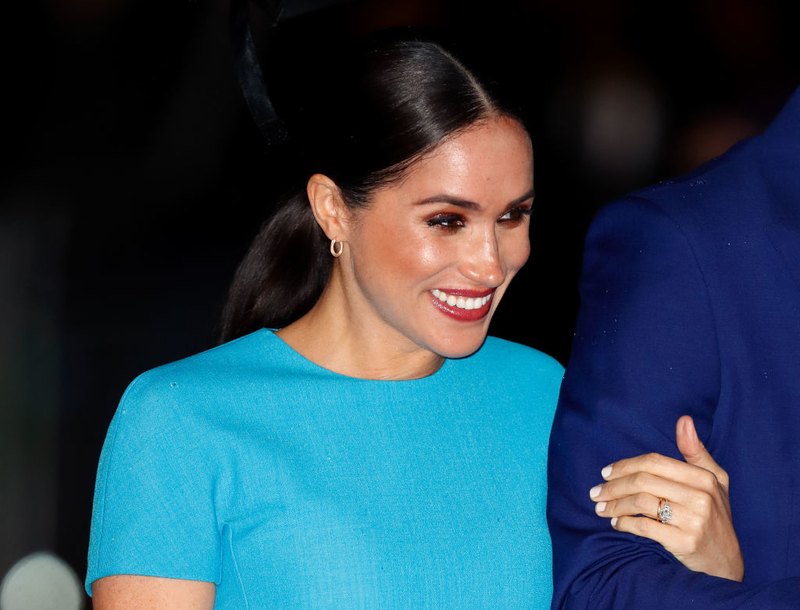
[{"x1": 549, "y1": 87, "x2": 800, "y2": 608}]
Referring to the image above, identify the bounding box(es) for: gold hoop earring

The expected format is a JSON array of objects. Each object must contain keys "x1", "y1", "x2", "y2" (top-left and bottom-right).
[{"x1": 330, "y1": 238, "x2": 343, "y2": 257}]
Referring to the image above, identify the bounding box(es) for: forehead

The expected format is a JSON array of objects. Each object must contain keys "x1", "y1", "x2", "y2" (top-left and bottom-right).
[{"x1": 394, "y1": 117, "x2": 534, "y2": 199}]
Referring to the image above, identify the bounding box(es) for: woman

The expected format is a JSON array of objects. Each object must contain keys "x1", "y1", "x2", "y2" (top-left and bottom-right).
[
  {"x1": 85, "y1": 34, "x2": 743, "y2": 609},
  {"x1": 86, "y1": 36, "x2": 563, "y2": 608}
]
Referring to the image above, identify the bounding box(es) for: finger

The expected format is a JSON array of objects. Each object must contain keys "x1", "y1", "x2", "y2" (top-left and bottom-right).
[
  {"x1": 595, "y1": 492, "x2": 662, "y2": 521},
  {"x1": 600, "y1": 452, "x2": 716, "y2": 493},
  {"x1": 610, "y1": 514, "x2": 682, "y2": 550},
  {"x1": 590, "y1": 471, "x2": 696, "y2": 507},
  {"x1": 675, "y1": 415, "x2": 729, "y2": 487}
]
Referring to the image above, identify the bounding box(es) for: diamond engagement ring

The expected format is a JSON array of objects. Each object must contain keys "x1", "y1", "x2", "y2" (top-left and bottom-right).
[{"x1": 658, "y1": 498, "x2": 673, "y2": 524}]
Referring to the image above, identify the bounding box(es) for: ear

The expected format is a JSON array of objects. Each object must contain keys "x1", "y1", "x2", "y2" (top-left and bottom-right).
[{"x1": 307, "y1": 174, "x2": 351, "y2": 242}]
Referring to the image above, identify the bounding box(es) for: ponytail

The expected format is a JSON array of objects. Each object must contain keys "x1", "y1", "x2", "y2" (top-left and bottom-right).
[{"x1": 218, "y1": 190, "x2": 330, "y2": 343}]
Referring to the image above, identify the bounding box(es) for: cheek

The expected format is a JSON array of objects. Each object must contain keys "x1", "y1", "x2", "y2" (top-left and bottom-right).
[
  {"x1": 356, "y1": 221, "x2": 443, "y2": 289},
  {"x1": 387, "y1": 234, "x2": 445, "y2": 287},
  {"x1": 412, "y1": 235, "x2": 448, "y2": 270}
]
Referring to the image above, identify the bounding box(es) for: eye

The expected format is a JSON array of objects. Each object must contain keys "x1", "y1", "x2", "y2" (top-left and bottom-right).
[
  {"x1": 427, "y1": 213, "x2": 466, "y2": 231},
  {"x1": 499, "y1": 206, "x2": 532, "y2": 226}
]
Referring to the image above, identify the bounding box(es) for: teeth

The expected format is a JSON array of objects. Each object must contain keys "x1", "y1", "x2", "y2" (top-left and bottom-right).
[{"x1": 431, "y1": 289, "x2": 492, "y2": 310}]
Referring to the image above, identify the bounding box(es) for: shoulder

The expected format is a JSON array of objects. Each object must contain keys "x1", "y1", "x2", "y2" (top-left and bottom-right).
[
  {"x1": 114, "y1": 329, "x2": 282, "y2": 429},
  {"x1": 464, "y1": 338, "x2": 563, "y2": 445},
  {"x1": 136, "y1": 327, "x2": 276, "y2": 380},
  {"x1": 476, "y1": 336, "x2": 563, "y2": 374},
  {"x1": 601, "y1": 135, "x2": 767, "y2": 234},
  {"x1": 468, "y1": 336, "x2": 564, "y2": 399},
  {"x1": 95, "y1": 330, "x2": 290, "y2": 502},
  {"x1": 128, "y1": 328, "x2": 283, "y2": 391}
]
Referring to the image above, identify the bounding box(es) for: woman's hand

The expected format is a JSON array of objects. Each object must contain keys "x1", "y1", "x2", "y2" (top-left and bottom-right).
[{"x1": 589, "y1": 415, "x2": 744, "y2": 581}]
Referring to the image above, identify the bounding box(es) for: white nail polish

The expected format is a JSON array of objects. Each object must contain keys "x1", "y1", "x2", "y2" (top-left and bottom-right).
[
  {"x1": 590, "y1": 485, "x2": 602, "y2": 498},
  {"x1": 595, "y1": 501, "x2": 607, "y2": 513},
  {"x1": 601, "y1": 465, "x2": 612, "y2": 479},
  {"x1": 611, "y1": 517, "x2": 618, "y2": 527}
]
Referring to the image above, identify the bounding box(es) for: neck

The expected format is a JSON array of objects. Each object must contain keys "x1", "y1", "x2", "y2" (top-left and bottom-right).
[{"x1": 276, "y1": 271, "x2": 444, "y2": 381}]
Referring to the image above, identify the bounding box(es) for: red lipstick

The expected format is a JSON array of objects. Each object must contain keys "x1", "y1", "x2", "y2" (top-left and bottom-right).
[{"x1": 430, "y1": 288, "x2": 496, "y2": 322}]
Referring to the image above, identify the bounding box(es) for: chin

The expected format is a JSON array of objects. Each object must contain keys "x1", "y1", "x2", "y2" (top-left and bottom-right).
[{"x1": 429, "y1": 330, "x2": 489, "y2": 360}]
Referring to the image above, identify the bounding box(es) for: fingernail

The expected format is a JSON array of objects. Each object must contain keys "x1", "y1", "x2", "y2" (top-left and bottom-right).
[
  {"x1": 595, "y1": 501, "x2": 606, "y2": 513},
  {"x1": 601, "y1": 465, "x2": 612, "y2": 479},
  {"x1": 589, "y1": 484, "x2": 602, "y2": 498},
  {"x1": 611, "y1": 517, "x2": 618, "y2": 527}
]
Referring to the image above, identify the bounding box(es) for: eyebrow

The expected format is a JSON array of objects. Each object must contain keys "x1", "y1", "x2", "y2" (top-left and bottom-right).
[{"x1": 414, "y1": 187, "x2": 536, "y2": 210}]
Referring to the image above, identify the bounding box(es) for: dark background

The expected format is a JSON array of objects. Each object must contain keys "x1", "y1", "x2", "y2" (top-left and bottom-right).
[{"x1": 2, "y1": 0, "x2": 798, "y2": 603}]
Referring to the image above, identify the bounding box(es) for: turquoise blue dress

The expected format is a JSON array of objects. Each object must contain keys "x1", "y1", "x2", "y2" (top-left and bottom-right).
[{"x1": 86, "y1": 329, "x2": 563, "y2": 608}]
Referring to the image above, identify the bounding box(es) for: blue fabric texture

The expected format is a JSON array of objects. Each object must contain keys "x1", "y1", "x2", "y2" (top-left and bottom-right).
[
  {"x1": 87, "y1": 329, "x2": 563, "y2": 608},
  {"x1": 548, "y1": 86, "x2": 800, "y2": 608}
]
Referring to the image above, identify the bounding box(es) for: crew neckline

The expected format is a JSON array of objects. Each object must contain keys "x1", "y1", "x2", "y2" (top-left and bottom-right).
[{"x1": 259, "y1": 328, "x2": 456, "y2": 383}]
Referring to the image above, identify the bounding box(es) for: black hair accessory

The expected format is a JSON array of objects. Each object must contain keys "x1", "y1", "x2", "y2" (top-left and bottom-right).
[
  {"x1": 229, "y1": 0, "x2": 356, "y2": 146},
  {"x1": 229, "y1": 0, "x2": 288, "y2": 146}
]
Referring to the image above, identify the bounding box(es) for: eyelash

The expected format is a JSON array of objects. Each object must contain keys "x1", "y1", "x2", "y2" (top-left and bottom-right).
[
  {"x1": 427, "y1": 214, "x2": 465, "y2": 230},
  {"x1": 426, "y1": 207, "x2": 532, "y2": 231},
  {"x1": 500, "y1": 207, "x2": 533, "y2": 224}
]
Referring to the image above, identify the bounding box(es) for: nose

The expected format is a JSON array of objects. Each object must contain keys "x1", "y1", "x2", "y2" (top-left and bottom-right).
[{"x1": 457, "y1": 228, "x2": 506, "y2": 287}]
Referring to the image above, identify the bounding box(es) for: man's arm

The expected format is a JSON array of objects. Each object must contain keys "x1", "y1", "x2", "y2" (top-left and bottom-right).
[{"x1": 548, "y1": 196, "x2": 800, "y2": 608}]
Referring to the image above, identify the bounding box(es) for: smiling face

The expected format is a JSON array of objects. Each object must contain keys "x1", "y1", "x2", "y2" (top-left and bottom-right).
[{"x1": 336, "y1": 115, "x2": 534, "y2": 360}]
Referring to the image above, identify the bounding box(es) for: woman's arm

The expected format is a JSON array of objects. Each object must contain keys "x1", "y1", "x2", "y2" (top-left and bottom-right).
[{"x1": 91, "y1": 575, "x2": 215, "y2": 609}]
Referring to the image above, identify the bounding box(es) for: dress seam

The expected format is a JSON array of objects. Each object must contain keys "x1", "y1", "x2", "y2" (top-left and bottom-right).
[{"x1": 225, "y1": 523, "x2": 250, "y2": 609}]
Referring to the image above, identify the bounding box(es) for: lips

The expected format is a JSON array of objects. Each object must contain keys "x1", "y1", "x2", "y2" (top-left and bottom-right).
[{"x1": 430, "y1": 288, "x2": 495, "y2": 321}]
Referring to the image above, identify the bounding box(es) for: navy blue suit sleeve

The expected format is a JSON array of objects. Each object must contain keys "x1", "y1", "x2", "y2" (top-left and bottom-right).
[{"x1": 548, "y1": 197, "x2": 800, "y2": 608}]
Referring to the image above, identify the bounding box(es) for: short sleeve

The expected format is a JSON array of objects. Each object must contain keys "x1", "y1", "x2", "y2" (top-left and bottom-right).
[{"x1": 85, "y1": 371, "x2": 221, "y2": 595}]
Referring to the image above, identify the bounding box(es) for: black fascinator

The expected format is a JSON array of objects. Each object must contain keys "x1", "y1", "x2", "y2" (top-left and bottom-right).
[{"x1": 229, "y1": 0, "x2": 355, "y2": 146}]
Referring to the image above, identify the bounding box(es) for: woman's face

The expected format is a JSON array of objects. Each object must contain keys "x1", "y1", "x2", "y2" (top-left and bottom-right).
[{"x1": 341, "y1": 116, "x2": 534, "y2": 359}]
